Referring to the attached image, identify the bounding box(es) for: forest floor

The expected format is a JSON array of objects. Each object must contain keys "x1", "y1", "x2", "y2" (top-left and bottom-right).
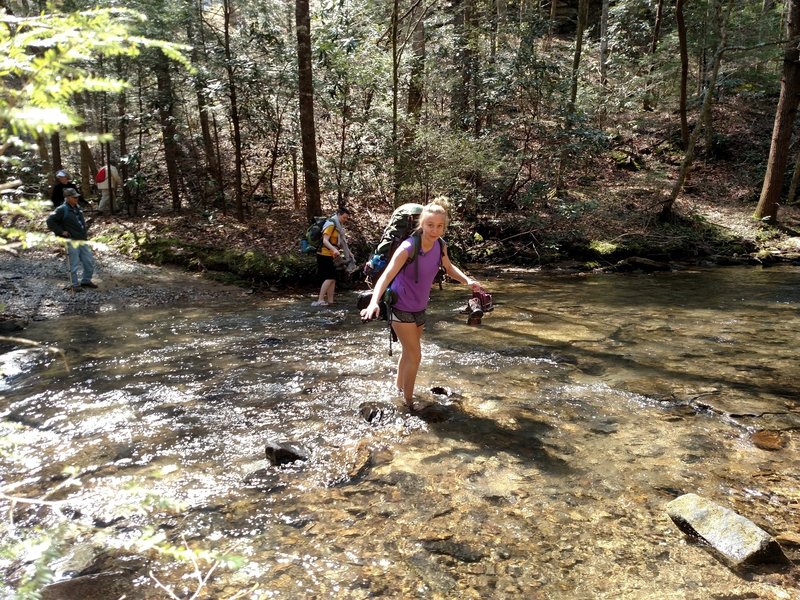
[{"x1": 83, "y1": 95, "x2": 800, "y2": 275}]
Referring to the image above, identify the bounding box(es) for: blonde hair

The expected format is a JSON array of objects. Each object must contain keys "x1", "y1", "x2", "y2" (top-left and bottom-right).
[{"x1": 418, "y1": 196, "x2": 450, "y2": 231}]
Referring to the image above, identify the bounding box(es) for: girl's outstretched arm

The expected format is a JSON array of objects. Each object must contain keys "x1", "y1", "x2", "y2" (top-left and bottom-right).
[{"x1": 442, "y1": 254, "x2": 481, "y2": 291}]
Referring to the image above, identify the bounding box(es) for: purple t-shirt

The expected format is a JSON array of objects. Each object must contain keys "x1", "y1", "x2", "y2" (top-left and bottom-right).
[{"x1": 390, "y1": 237, "x2": 443, "y2": 312}]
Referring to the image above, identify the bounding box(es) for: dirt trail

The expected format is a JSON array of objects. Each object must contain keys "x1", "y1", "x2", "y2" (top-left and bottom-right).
[{"x1": 0, "y1": 246, "x2": 246, "y2": 333}]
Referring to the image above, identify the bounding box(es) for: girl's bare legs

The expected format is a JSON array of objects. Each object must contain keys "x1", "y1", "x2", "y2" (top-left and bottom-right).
[{"x1": 392, "y1": 321, "x2": 424, "y2": 407}]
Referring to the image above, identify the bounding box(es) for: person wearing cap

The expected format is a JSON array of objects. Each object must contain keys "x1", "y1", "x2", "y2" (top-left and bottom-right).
[
  {"x1": 50, "y1": 170, "x2": 84, "y2": 208},
  {"x1": 46, "y1": 188, "x2": 97, "y2": 291}
]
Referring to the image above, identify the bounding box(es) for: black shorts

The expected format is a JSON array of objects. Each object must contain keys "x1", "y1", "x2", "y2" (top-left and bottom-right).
[
  {"x1": 391, "y1": 307, "x2": 426, "y2": 327},
  {"x1": 316, "y1": 254, "x2": 338, "y2": 281}
]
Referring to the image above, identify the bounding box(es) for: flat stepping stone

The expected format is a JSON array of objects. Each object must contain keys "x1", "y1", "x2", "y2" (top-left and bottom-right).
[{"x1": 666, "y1": 493, "x2": 789, "y2": 567}]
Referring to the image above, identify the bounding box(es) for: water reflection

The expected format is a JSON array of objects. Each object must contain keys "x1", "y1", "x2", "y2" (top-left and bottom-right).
[{"x1": 1, "y1": 266, "x2": 799, "y2": 598}]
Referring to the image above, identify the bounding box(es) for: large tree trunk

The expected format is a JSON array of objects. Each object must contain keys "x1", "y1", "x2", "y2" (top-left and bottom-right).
[
  {"x1": 643, "y1": 0, "x2": 664, "y2": 110},
  {"x1": 599, "y1": 0, "x2": 610, "y2": 86},
  {"x1": 116, "y1": 57, "x2": 131, "y2": 215},
  {"x1": 400, "y1": 6, "x2": 426, "y2": 200},
  {"x1": 754, "y1": 0, "x2": 800, "y2": 222},
  {"x1": 568, "y1": 0, "x2": 589, "y2": 115},
  {"x1": 676, "y1": 0, "x2": 690, "y2": 148},
  {"x1": 50, "y1": 132, "x2": 62, "y2": 172},
  {"x1": 391, "y1": 0, "x2": 400, "y2": 202},
  {"x1": 154, "y1": 53, "x2": 182, "y2": 212},
  {"x1": 37, "y1": 134, "x2": 50, "y2": 187},
  {"x1": 189, "y1": 11, "x2": 222, "y2": 209},
  {"x1": 224, "y1": 0, "x2": 245, "y2": 221},
  {"x1": 296, "y1": 0, "x2": 321, "y2": 220},
  {"x1": 79, "y1": 141, "x2": 95, "y2": 198},
  {"x1": 450, "y1": 0, "x2": 473, "y2": 131},
  {"x1": 662, "y1": 0, "x2": 733, "y2": 220}
]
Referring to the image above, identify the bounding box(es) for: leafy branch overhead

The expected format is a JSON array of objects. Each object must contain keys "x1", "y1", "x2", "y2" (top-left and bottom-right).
[{"x1": 0, "y1": 7, "x2": 190, "y2": 153}]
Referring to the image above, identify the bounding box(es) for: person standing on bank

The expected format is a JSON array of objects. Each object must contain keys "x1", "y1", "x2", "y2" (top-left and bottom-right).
[
  {"x1": 46, "y1": 188, "x2": 97, "y2": 291},
  {"x1": 313, "y1": 207, "x2": 353, "y2": 307},
  {"x1": 50, "y1": 170, "x2": 84, "y2": 208},
  {"x1": 96, "y1": 164, "x2": 122, "y2": 215},
  {"x1": 360, "y1": 199, "x2": 481, "y2": 409}
]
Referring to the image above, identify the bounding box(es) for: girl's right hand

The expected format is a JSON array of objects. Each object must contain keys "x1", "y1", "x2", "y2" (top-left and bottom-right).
[{"x1": 360, "y1": 302, "x2": 380, "y2": 321}]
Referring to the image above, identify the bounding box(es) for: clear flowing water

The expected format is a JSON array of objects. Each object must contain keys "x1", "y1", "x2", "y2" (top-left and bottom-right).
[{"x1": 1, "y1": 266, "x2": 799, "y2": 599}]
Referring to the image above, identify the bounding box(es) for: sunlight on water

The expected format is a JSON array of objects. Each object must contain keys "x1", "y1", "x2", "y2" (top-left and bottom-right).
[{"x1": 1, "y1": 266, "x2": 799, "y2": 598}]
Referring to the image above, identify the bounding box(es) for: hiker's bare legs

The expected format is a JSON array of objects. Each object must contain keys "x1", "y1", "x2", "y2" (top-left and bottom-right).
[
  {"x1": 325, "y1": 280, "x2": 336, "y2": 304},
  {"x1": 392, "y1": 321, "x2": 423, "y2": 406},
  {"x1": 318, "y1": 279, "x2": 336, "y2": 304}
]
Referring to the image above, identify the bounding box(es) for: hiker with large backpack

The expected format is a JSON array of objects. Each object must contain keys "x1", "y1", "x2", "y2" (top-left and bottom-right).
[
  {"x1": 360, "y1": 198, "x2": 482, "y2": 410},
  {"x1": 313, "y1": 206, "x2": 354, "y2": 307},
  {"x1": 363, "y1": 202, "x2": 423, "y2": 284}
]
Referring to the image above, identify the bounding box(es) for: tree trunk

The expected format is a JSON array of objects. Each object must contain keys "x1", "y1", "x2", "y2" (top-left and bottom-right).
[
  {"x1": 37, "y1": 134, "x2": 50, "y2": 187},
  {"x1": 391, "y1": 0, "x2": 400, "y2": 203},
  {"x1": 79, "y1": 141, "x2": 95, "y2": 199},
  {"x1": 101, "y1": 93, "x2": 115, "y2": 214},
  {"x1": 599, "y1": 0, "x2": 610, "y2": 86},
  {"x1": 189, "y1": 10, "x2": 222, "y2": 209},
  {"x1": 154, "y1": 53, "x2": 182, "y2": 212},
  {"x1": 676, "y1": 0, "x2": 690, "y2": 148},
  {"x1": 50, "y1": 132, "x2": 62, "y2": 173},
  {"x1": 223, "y1": 0, "x2": 245, "y2": 221},
  {"x1": 568, "y1": 0, "x2": 589, "y2": 115},
  {"x1": 754, "y1": 0, "x2": 800, "y2": 222},
  {"x1": 212, "y1": 113, "x2": 226, "y2": 215},
  {"x1": 662, "y1": 0, "x2": 733, "y2": 220},
  {"x1": 643, "y1": 0, "x2": 664, "y2": 110},
  {"x1": 407, "y1": 9, "x2": 425, "y2": 121},
  {"x1": 295, "y1": 0, "x2": 321, "y2": 221},
  {"x1": 400, "y1": 6, "x2": 426, "y2": 198},
  {"x1": 451, "y1": 0, "x2": 473, "y2": 131},
  {"x1": 116, "y1": 57, "x2": 131, "y2": 215}
]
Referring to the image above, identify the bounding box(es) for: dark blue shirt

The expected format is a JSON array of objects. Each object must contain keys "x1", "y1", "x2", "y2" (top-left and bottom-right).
[{"x1": 46, "y1": 203, "x2": 88, "y2": 240}]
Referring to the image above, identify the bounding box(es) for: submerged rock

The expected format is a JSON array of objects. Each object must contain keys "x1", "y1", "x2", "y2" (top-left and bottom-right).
[
  {"x1": 324, "y1": 439, "x2": 372, "y2": 486},
  {"x1": 751, "y1": 429, "x2": 788, "y2": 451},
  {"x1": 41, "y1": 571, "x2": 141, "y2": 600},
  {"x1": 242, "y1": 468, "x2": 288, "y2": 492},
  {"x1": 666, "y1": 493, "x2": 789, "y2": 567},
  {"x1": 422, "y1": 538, "x2": 485, "y2": 563},
  {"x1": 264, "y1": 440, "x2": 309, "y2": 466},
  {"x1": 411, "y1": 402, "x2": 453, "y2": 423}
]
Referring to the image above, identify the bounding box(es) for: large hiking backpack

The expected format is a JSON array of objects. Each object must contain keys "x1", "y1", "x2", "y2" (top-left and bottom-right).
[
  {"x1": 364, "y1": 203, "x2": 424, "y2": 280},
  {"x1": 300, "y1": 216, "x2": 333, "y2": 254}
]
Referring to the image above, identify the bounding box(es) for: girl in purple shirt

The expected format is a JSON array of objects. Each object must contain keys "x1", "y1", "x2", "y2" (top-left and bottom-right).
[{"x1": 360, "y1": 199, "x2": 481, "y2": 410}]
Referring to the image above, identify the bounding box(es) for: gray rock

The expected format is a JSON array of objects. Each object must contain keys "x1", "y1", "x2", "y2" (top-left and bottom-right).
[{"x1": 666, "y1": 493, "x2": 789, "y2": 566}]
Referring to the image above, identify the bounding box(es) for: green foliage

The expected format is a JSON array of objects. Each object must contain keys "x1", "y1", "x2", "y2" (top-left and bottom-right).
[
  {"x1": 0, "y1": 7, "x2": 190, "y2": 154},
  {"x1": 0, "y1": 198, "x2": 50, "y2": 250},
  {"x1": 589, "y1": 240, "x2": 619, "y2": 255}
]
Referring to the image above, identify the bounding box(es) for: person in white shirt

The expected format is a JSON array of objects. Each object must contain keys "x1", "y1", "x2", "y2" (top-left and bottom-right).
[{"x1": 96, "y1": 164, "x2": 123, "y2": 215}]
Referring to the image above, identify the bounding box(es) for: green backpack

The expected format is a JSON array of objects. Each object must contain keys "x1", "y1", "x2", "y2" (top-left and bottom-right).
[{"x1": 301, "y1": 216, "x2": 333, "y2": 254}]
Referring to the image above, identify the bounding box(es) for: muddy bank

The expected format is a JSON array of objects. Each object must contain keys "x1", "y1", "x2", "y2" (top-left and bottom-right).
[{"x1": 0, "y1": 247, "x2": 248, "y2": 333}]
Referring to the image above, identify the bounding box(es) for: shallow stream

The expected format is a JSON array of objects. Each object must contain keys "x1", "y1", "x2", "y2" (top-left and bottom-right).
[{"x1": 2, "y1": 266, "x2": 799, "y2": 599}]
